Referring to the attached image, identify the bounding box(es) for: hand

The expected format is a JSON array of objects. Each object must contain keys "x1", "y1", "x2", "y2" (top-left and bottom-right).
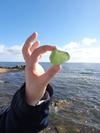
[{"x1": 22, "y1": 32, "x2": 60, "y2": 105}]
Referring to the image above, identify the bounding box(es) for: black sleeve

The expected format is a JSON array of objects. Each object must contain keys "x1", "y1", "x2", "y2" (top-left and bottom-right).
[{"x1": 0, "y1": 83, "x2": 53, "y2": 133}]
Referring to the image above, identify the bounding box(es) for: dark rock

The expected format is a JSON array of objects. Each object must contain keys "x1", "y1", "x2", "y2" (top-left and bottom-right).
[
  {"x1": 12, "y1": 65, "x2": 25, "y2": 70},
  {"x1": 4, "y1": 81, "x2": 9, "y2": 83}
]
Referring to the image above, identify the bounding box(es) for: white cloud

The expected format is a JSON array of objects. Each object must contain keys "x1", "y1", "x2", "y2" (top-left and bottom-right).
[
  {"x1": 57, "y1": 37, "x2": 100, "y2": 63},
  {"x1": 0, "y1": 45, "x2": 5, "y2": 53},
  {"x1": 63, "y1": 42, "x2": 79, "y2": 49},
  {"x1": 7, "y1": 45, "x2": 22, "y2": 54},
  {"x1": 68, "y1": 47, "x2": 100, "y2": 63},
  {"x1": 0, "y1": 44, "x2": 23, "y2": 62},
  {"x1": 81, "y1": 37, "x2": 96, "y2": 46}
]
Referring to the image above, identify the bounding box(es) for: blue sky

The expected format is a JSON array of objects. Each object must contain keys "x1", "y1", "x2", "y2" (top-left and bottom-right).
[{"x1": 0, "y1": 0, "x2": 100, "y2": 62}]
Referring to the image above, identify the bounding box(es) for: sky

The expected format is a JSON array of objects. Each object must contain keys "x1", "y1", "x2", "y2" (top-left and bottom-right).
[{"x1": 0, "y1": 0, "x2": 100, "y2": 62}]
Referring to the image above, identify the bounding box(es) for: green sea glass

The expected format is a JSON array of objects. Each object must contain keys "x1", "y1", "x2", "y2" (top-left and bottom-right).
[{"x1": 49, "y1": 49, "x2": 70, "y2": 65}]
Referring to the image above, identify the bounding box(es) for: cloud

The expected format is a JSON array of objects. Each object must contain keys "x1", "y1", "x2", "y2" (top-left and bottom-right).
[
  {"x1": 68, "y1": 47, "x2": 100, "y2": 63},
  {"x1": 81, "y1": 37, "x2": 96, "y2": 46},
  {"x1": 59, "y1": 37, "x2": 100, "y2": 63},
  {"x1": 63, "y1": 42, "x2": 79, "y2": 49},
  {"x1": 7, "y1": 45, "x2": 22, "y2": 54},
  {"x1": 0, "y1": 44, "x2": 22, "y2": 54},
  {"x1": 0, "y1": 44, "x2": 23, "y2": 62},
  {"x1": 0, "y1": 45, "x2": 5, "y2": 53}
]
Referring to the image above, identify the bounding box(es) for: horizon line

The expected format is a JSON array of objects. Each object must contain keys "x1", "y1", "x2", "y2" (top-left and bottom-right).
[{"x1": 0, "y1": 61, "x2": 100, "y2": 64}]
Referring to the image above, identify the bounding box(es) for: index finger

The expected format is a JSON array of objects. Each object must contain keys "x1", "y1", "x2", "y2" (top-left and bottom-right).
[
  {"x1": 25, "y1": 32, "x2": 38, "y2": 45},
  {"x1": 31, "y1": 45, "x2": 56, "y2": 64},
  {"x1": 22, "y1": 32, "x2": 38, "y2": 60}
]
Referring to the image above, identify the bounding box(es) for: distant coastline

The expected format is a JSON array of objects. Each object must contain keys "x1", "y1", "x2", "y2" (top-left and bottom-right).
[{"x1": 0, "y1": 65, "x2": 25, "y2": 73}]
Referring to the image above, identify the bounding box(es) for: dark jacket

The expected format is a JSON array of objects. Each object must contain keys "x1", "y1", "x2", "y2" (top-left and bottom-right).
[{"x1": 0, "y1": 83, "x2": 53, "y2": 133}]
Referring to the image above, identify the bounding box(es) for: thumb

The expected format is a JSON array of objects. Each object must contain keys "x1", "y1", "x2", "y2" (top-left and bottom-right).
[{"x1": 42, "y1": 65, "x2": 61, "y2": 82}]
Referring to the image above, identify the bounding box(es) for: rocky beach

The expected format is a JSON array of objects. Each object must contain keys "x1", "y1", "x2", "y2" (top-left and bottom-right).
[{"x1": 0, "y1": 65, "x2": 25, "y2": 73}]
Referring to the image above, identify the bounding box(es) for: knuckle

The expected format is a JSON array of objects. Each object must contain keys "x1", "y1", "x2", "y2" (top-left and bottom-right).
[
  {"x1": 42, "y1": 46, "x2": 47, "y2": 51},
  {"x1": 42, "y1": 45, "x2": 51, "y2": 51}
]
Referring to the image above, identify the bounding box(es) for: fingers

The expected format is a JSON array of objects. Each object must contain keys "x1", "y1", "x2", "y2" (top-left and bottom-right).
[
  {"x1": 25, "y1": 32, "x2": 38, "y2": 45},
  {"x1": 30, "y1": 41, "x2": 40, "y2": 53},
  {"x1": 31, "y1": 45, "x2": 56, "y2": 64},
  {"x1": 42, "y1": 65, "x2": 61, "y2": 82},
  {"x1": 22, "y1": 32, "x2": 38, "y2": 60}
]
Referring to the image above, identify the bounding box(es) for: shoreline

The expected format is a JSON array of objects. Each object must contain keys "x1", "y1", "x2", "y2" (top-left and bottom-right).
[
  {"x1": 0, "y1": 68, "x2": 20, "y2": 73},
  {"x1": 0, "y1": 65, "x2": 25, "y2": 74}
]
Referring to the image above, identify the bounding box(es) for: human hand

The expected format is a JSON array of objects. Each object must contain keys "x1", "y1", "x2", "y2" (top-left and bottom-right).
[{"x1": 22, "y1": 32, "x2": 60, "y2": 105}]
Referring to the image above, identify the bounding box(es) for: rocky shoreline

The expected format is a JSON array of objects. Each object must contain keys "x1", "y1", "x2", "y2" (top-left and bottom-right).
[
  {"x1": 0, "y1": 65, "x2": 25, "y2": 73},
  {"x1": 0, "y1": 96, "x2": 99, "y2": 133}
]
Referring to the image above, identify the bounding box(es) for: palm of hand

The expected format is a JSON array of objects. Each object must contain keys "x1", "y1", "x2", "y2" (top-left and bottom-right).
[{"x1": 32, "y1": 63, "x2": 45, "y2": 76}]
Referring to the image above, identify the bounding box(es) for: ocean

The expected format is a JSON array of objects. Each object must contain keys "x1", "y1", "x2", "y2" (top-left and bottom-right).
[{"x1": 0, "y1": 62, "x2": 100, "y2": 132}]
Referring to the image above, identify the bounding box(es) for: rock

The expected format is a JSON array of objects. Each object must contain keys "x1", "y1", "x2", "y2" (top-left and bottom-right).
[
  {"x1": 50, "y1": 99, "x2": 71, "y2": 114},
  {"x1": 4, "y1": 81, "x2": 9, "y2": 83},
  {"x1": 11, "y1": 65, "x2": 25, "y2": 70}
]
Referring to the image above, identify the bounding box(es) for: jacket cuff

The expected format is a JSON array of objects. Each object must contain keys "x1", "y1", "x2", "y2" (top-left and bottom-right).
[{"x1": 11, "y1": 83, "x2": 53, "y2": 120}]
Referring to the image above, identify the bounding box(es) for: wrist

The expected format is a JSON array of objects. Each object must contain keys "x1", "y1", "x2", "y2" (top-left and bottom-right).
[
  {"x1": 30, "y1": 91, "x2": 50, "y2": 106},
  {"x1": 25, "y1": 86, "x2": 46, "y2": 106}
]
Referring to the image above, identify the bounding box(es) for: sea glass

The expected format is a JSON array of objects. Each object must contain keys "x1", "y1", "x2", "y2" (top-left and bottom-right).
[{"x1": 49, "y1": 49, "x2": 70, "y2": 65}]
